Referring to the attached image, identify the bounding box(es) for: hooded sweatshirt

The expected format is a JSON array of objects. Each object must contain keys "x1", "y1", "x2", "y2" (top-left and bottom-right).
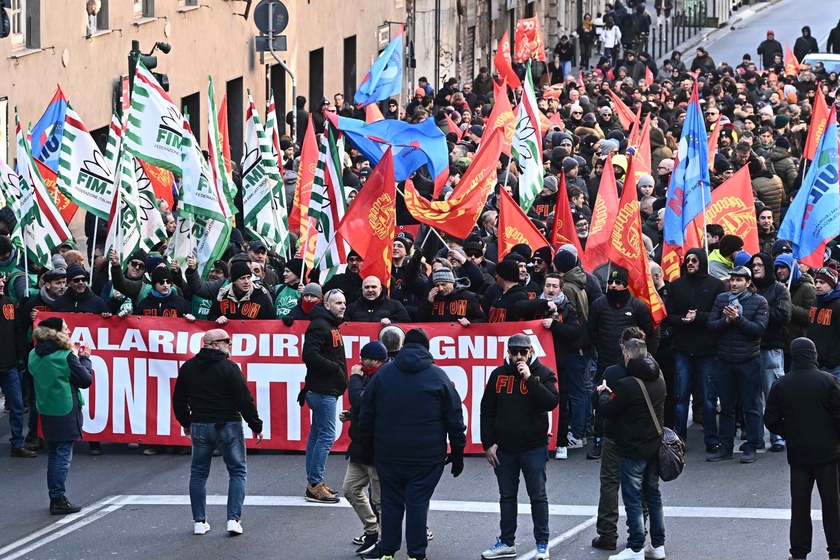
[
  {"x1": 775, "y1": 254, "x2": 816, "y2": 346},
  {"x1": 806, "y1": 286, "x2": 840, "y2": 369},
  {"x1": 302, "y1": 303, "x2": 349, "y2": 395},
  {"x1": 750, "y1": 252, "x2": 791, "y2": 350}
]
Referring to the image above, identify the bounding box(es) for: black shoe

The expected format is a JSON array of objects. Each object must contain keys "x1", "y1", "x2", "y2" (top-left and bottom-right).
[
  {"x1": 586, "y1": 441, "x2": 602, "y2": 460},
  {"x1": 591, "y1": 536, "x2": 617, "y2": 550},
  {"x1": 771, "y1": 443, "x2": 785, "y2": 452},
  {"x1": 351, "y1": 533, "x2": 366, "y2": 545},
  {"x1": 705, "y1": 444, "x2": 720, "y2": 453},
  {"x1": 706, "y1": 448, "x2": 734, "y2": 462},
  {"x1": 739, "y1": 441, "x2": 765, "y2": 452},
  {"x1": 355, "y1": 532, "x2": 378, "y2": 555},
  {"x1": 50, "y1": 496, "x2": 82, "y2": 515},
  {"x1": 89, "y1": 443, "x2": 103, "y2": 456},
  {"x1": 11, "y1": 446, "x2": 37, "y2": 458},
  {"x1": 740, "y1": 448, "x2": 757, "y2": 463},
  {"x1": 359, "y1": 545, "x2": 382, "y2": 560}
]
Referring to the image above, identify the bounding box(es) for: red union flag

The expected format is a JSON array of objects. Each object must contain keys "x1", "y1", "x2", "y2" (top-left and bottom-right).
[
  {"x1": 488, "y1": 78, "x2": 516, "y2": 156},
  {"x1": 784, "y1": 43, "x2": 799, "y2": 77},
  {"x1": 514, "y1": 17, "x2": 547, "y2": 63},
  {"x1": 549, "y1": 173, "x2": 588, "y2": 270},
  {"x1": 288, "y1": 115, "x2": 318, "y2": 239},
  {"x1": 494, "y1": 30, "x2": 521, "y2": 89},
  {"x1": 497, "y1": 187, "x2": 548, "y2": 260},
  {"x1": 704, "y1": 165, "x2": 759, "y2": 255},
  {"x1": 585, "y1": 153, "x2": 620, "y2": 270},
  {"x1": 804, "y1": 86, "x2": 830, "y2": 161}
]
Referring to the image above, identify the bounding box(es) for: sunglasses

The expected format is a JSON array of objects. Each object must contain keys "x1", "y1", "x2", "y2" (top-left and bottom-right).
[
  {"x1": 129, "y1": 261, "x2": 146, "y2": 268},
  {"x1": 209, "y1": 337, "x2": 231, "y2": 345},
  {"x1": 157, "y1": 279, "x2": 172, "y2": 285},
  {"x1": 509, "y1": 347, "x2": 530, "y2": 356},
  {"x1": 684, "y1": 257, "x2": 699, "y2": 264},
  {"x1": 70, "y1": 277, "x2": 87, "y2": 284},
  {"x1": 608, "y1": 279, "x2": 625, "y2": 286},
  {"x1": 532, "y1": 258, "x2": 544, "y2": 265}
]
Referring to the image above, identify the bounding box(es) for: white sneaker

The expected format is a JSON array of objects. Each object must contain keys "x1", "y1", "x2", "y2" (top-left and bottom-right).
[
  {"x1": 567, "y1": 432, "x2": 586, "y2": 449},
  {"x1": 481, "y1": 537, "x2": 517, "y2": 559},
  {"x1": 227, "y1": 519, "x2": 243, "y2": 535},
  {"x1": 554, "y1": 446, "x2": 568, "y2": 460},
  {"x1": 608, "y1": 548, "x2": 644, "y2": 560},
  {"x1": 193, "y1": 521, "x2": 210, "y2": 535},
  {"x1": 643, "y1": 543, "x2": 665, "y2": 559}
]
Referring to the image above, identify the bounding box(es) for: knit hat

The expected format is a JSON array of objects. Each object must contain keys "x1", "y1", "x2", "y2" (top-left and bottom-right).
[
  {"x1": 543, "y1": 175, "x2": 559, "y2": 194},
  {"x1": 468, "y1": 124, "x2": 483, "y2": 138},
  {"x1": 638, "y1": 174, "x2": 655, "y2": 188},
  {"x1": 65, "y1": 263, "x2": 88, "y2": 282},
  {"x1": 404, "y1": 328, "x2": 430, "y2": 349},
  {"x1": 510, "y1": 243, "x2": 532, "y2": 260},
  {"x1": 815, "y1": 266, "x2": 839, "y2": 289},
  {"x1": 495, "y1": 259, "x2": 521, "y2": 282},
  {"x1": 734, "y1": 251, "x2": 752, "y2": 268},
  {"x1": 302, "y1": 283, "x2": 323, "y2": 298},
  {"x1": 533, "y1": 246, "x2": 552, "y2": 263},
  {"x1": 285, "y1": 258, "x2": 305, "y2": 279},
  {"x1": 790, "y1": 337, "x2": 818, "y2": 362},
  {"x1": 718, "y1": 234, "x2": 744, "y2": 257},
  {"x1": 507, "y1": 333, "x2": 533, "y2": 349},
  {"x1": 729, "y1": 266, "x2": 752, "y2": 279},
  {"x1": 128, "y1": 248, "x2": 148, "y2": 265},
  {"x1": 360, "y1": 340, "x2": 388, "y2": 361},
  {"x1": 146, "y1": 256, "x2": 166, "y2": 272},
  {"x1": 607, "y1": 267, "x2": 629, "y2": 286},
  {"x1": 394, "y1": 232, "x2": 414, "y2": 252},
  {"x1": 775, "y1": 136, "x2": 791, "y2": 150},
  {"x1": 497, "y1": 171, "x2": 518, "y2": 189},
  {"x1": 230, "y1": 260, "x2": 253, "y2": 281},
  {"x1": 553, "y1": 249, "x2": 578, "y2": 273},
  {"x1": 771, "y1": 239, "x2": 792, "y2": 256},
  {"x1": 432, "y1": 267, "x2": 457, "y2": 284},
  {"x1": 151, "y1": 266, "x2": 173, "y2": 286},
  {"x1": 503, "y1": 252, "x2": 527, "y2": 264},
  {"x1": 583, "y1": 112, "x2": 598, "y2": 126},
  {"x1": 51, "y1": 254, "x2": 67, "y2": 270},
  {"x1": 774, "y1": 115, "x2": 790, "y2": 129},
  {"x1": 563, "y1": 157, "x2": 579, "y2": 174},
  {"x1": 558, "y1": 243, "x2": 579, "y2": 257}
]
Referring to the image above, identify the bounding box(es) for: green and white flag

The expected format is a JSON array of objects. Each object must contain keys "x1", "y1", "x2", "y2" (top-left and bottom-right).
[
  {"x1": 264, "y1": 91, "x2": 291, "y2": 256},
  {"x1": 206, "y1": 77, "x2": 234, "y2": 219},
  {"x1": 309, "y1": 123, "x2": 349, "y2": 271},
  {"x1": 179, "y1": 113, "x2": 227, "y2": 223},
  {"x1": 0, "y1": 153, "x2": 26, "y2": 249},
  {"x1": 241, "y1": 93, "x2": 286, "y2": 254},
  {"x1": 124, "y1": 60, "x2": 183, "y2": 173},
  {"x1": 511, "y1": 63, "x2": 544, "y2": 213},
  {"x1": 104, "y1": 110, "x2": 123, "y2": 176},
  {"x1": 15, "y1": 109, "x2": 73, "y2": 267},
  {"x1": 57, "y1": 104, "x2": 117, "y2": 220},
  {"x1": 166, "y1": 213, "x2": 231, "y2": 280}
]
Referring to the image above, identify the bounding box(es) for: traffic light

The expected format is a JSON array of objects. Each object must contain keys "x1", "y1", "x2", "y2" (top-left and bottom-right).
[
  {"x1": 127, "y1": 40, "x2": 171, "y2": 95},
  {"x1": 1, "y1": 0, "x2": 11, "y2": 39}
]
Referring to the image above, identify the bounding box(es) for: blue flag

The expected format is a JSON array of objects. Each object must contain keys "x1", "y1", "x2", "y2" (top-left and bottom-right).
[
  {"x1": 354, "y1": 32, "x2": 403, "y2": 108},
  {"x1": 778, "y1": 111, "x2": 840, "y2": 268},
  {"x1": 327, "y1": 113, "x2": 448, "y2": 182},
  {"x1": 30, "y1": 87, "x2": 68, "y2": 172},
  {"x1": 663, "y1": 83, "x2": 710, "y2": 249}
]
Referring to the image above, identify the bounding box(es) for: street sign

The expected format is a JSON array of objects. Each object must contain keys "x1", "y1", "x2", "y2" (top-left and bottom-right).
[
  {"x1": 255, "y1": 35, "x2": 287, "y2": 52},
  {"x1": 377, "y1": 23, "x2": 390, "y2": 51},
  {"x1": 253, "y1": 0, "x2": 289, "y2": 35}
]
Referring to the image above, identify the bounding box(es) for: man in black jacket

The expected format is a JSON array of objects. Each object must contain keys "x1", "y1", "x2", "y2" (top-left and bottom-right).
[
  {"x1": 345, "y1": 276, "x2": 411, "y2": 324},
  {"x1": 765, "y1": 337, "x2": 840, "y2": 560},
  {"x1": 749, "y1": 252, "x2": 791, "y2": 452},
  {"x1": 322, "y1": 250, "x2": 364, "y2": 303},
  {"x1": 756, "y1": 30, "x2": 783, "y2": 70},
  {"x1": 707, "y1": 266, "x2": 769, "y2": 464},
  {"x1": 806, "y1": 266, "x2": 840, "y2": 378},
  {"x1": 484, "y1": 260, "x2": 530, "y2": 323},
  {"x1": 480, "y1": 333, "x2": 559, "y2": 560},
  {"x1": 302, "y1": 289, "x2": 348, "y2": 504},
  {"x1": 597, "y1": 344, "x2": 667, "y2": 560},
  {"x1": 208, "y1": 261, "x2": 276, "y2": 323},
  {"x1": 173, "y1": 329, "x2": 263, "y2": 536},
  {"x1": 665, "y1": 248, "x2": 725, "y2": 450},
  {"x1": 416, "y1": 267, "x2": 486, "y2": 324},
  {"x1": 0, "y1": 276, "x2": 35, "y2": 458},
  {"x1": 793, "y1": 26, "x2": 820, "y2": 64}
]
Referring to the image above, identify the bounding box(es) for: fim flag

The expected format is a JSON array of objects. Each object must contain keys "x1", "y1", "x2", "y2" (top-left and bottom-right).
[
  {"x1": 179, "y1": 113, "x2": 227, "y2": 223},
  {"x1": 511, "y1": 62, "x2": 544, "y2": 213},
  {"x1": 167, "y1": 213, "x2": 231, "y2": 280}
]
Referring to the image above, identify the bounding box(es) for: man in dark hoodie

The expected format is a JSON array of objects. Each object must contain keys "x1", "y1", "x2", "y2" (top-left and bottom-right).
[
  {"x1": 597, "y1": 343, "x2": 667, "y2": 560},
  {"x1": 301, "y1": 288, "x2": 348, "y2": 504},
  {"x1": 173, "y1": 328, "x2": 263, "y2": 536},
  {"x1": 134, "y1": 267, "x2": 195, "y2": 319},
  {"x1": 774, "y1": 255, "x2": 816, "y2": 367},
  {"x1": 749, "y1": 252, "x2": 791, "y2": 452},
  {"x1": 794, "y1": 26, "x2": 820, "y2": 64},
  {"x1": 208, "y1": 261, "x2": 276, "y2": 322},
  {"x1": 479, "y1": 333, "x2": 559, "y2": 560},
  {"x1": 417, "y1": 267, "x2": 486, "y2": 324},
  {"x1": 707, "y1": 266, "x2": 769, "y2": 464},
  {"x1": 358, "y1": 328, "x2": 466, "y2": 560},
  {"x1": 757, "y1": 30, "x2": 783, "y2": 70},
  {"x1": 665, "y1": 248, "x2": 726, "y2": 450},
  {"x1": 828, "y1": 19, "x2": 840, "y2": 53},
  {"x1": 764, "y1": 337, "x2": 840, "y2": 560},
  {"x1": 322, "y1": 250, "x2": 365, "y2": 303},
  {"x1": 806, "y1": 266, "x2": 840, "y2": 379},
  {"x1": 484, "y1": 260, "x2": 530, "y2": 323}
]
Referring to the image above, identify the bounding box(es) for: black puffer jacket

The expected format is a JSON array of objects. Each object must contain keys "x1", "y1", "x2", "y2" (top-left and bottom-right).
[
  {"x1": 750, "y1": 253, "x2": 791, "y2": 350},
  {"x1": 588, "y1": 289, "x2": 656, "y2": 370},
  {"x1": 345, "y1": 292, "x2": 411, "y2": 323},
  {"x1": 302, "y1": 304, "x2": 348, "y2": 396},
  {"x1": 806, "y1": 289, "x2": 840, "y2": 369},
  {"x1": 665, "y1": 248, "x2": 726, "y2": 356},
  {"x1": 708, "y1": 289, "x2": 769, "y2": 363}
]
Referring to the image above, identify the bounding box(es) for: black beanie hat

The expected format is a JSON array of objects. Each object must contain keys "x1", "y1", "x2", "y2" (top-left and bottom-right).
[
  {"x1": 495, "y1": 259, "x2": 521, "y2": 282},
  {"x1": 718, "y1": 234, "x2": 744, "y2": 257},
  {"x1": 553, "y1": 250, "x2": 578, "y2": 273},
  {"x1": 404, "y1": 328, "x2": 430, "y2": 349},
  {"x1": 790, "y1": 337, "x2": 818, "y2": 363},
  {"x1": 230, "y1": 260, "x2": 252, "y2": 281},
  {"x1": 151, "y1": 266, "x2": 173, "y2": 286}
]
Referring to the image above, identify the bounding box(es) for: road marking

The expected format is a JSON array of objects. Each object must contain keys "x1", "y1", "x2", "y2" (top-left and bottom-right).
[{"x1": 516, "y1": 516, "x2": 598, "y2": 560}]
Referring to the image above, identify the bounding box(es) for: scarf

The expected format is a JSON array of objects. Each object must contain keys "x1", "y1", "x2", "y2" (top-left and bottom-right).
[
  {"x1": 727, "y1": 288, "x2": 752, "y2": 314},
  {"x1": 39, "y1": 285, "x2": 57, "y2": 307},
  {"x1": 361, "y1": 365, "x2": 381, "y2": 377},
  {"x1": 581, "y1": 20, "x2": 594, "y2": 31},
  {"x1": 301, "y1": 298, "x2": 320, "y2": 314},
  {"x1": 540, "y1": 291, "x2": 567, "y2": 317},
  {"x1": 151, "y1": 288, "x2": 170, "y2": 298}
]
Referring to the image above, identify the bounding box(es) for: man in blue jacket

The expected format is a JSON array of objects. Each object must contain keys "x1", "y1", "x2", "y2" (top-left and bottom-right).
[
  {"x1": 707, "y1": 266, "x2": 769, "y2": 464},
  {"x1": 358, "y1": 328, "x2": 466, "y2": 560}
]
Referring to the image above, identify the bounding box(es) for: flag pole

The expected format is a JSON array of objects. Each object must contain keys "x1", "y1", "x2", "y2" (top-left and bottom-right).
[
  {"x1": 700, "y1": 179, "x2": 709, "y2": 275},
  {"x1": 90, "y1": 216, "x2": 99, "y2": 285}
]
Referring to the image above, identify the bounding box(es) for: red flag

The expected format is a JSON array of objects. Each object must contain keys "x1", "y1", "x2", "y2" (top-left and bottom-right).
[
  {"x1": 707, "y1": 118, "x2": 721, "y2": 170},
  {"x1": 137, "y1": 160, "x2": 175, "y2": 211},
  {"x1": 34, "y1": 159, "x2": 78, "y2": 224},
  {"x1": 494, "y1": 30, "x2": 521, "y2": 89},
  {"x1": 585, "y1": 153, "x2": 620, "y2": 269},
  {"x1": 577, "y1": 70, "x2": 585, "y2": 89},
  {"x1": 607, "y1": 89, "x2": 636, "y2": 131},
  {"x1": 217, "y1": 95, "x2": 233, "y2": 175},
  {"x1": 404, "y1": 128, "x2": 504, "y2": 239},
  {"x1": 487, "y1": 79, "x2": 516, "y2": 156},
  {"x1": 337, "y1": 148, "x2": 396, "y2": 287},
  {"x1": 514, "y1": 17, "x2": 547, "y2": 62},
  {"x1": 645, "y1": 65, "x2": 654, "y2": 86},
  {"x1": 365, "y1": 103, "x2": 384, "y2": 123},
  {"x1": 497, "y1": 187, "x2": 548, "y2": 260},
  {"x1": 604, "y1": 156, "x2": 667, "y2": 326},
  {"x1": 632, "y1": 113, "x2": 653, "y2": 181},
  {"x1": 784, "y1": 43, "x2": 799, "y2": 77},
  {"x1": 705, "y1": 166, "x2": 759, "y2": 255},
  {"x1": 444, "y1": 112, "x2": 463, "y2": 141},
  {"x1": 804, "y1": 86, "x2": 830, "y2": 161},
  {"x1": 288, "y1": 115, "x2": 318, "y2": 238},
  {"x1": 549, "y1": 173, "x2": 589, "y2": 270}
]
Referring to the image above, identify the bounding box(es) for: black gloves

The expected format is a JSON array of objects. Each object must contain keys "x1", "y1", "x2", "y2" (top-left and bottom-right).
[
  {"x1": 282, "y1": 316, "x2": 295, "y2": 327},
  {"x1": 445, "y1": 449, "x2": 464, "y2": 477}
]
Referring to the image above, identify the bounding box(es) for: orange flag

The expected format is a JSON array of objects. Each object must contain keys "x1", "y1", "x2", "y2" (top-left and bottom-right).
[
  {"x1": 405, "y1": 128, "x2": 503, "y2": 240},
  {"x1": 804, "y1": 86, "x2": 830, "y2": 161},
  {"x1": 494, "y1": 30, "x2": 521, "y2": 89},
  {"x1": 604, "y1": 156, "x2": 667, "y2": 326},
  {"x1": 549, "y1": 172, "x2": 589, "y2": 270},
  {"x1": 138, "y1": 160, "x2": 175, "y2": 211},
  {"x1": 585, "y1": 153, "x2": 620, "y2": 269},
  {"x1": 607, "y1": 89, "x2": 636, "y2": 131},
  {"x1": 365, "y1": 103, "x2": 384, "y2": 123},
  {"x1": 217, "y1": 95, "x2": 233, "y2": 175},
  {"x1": 34, "y1": 160, "x2": 78, "y2": 224},
  {"x1": 704, "y1": 166, "x2": 759, "y2": 255},
  {"x1": 577, "y1": 70, "x2": 585, "y2": 89},
  {"x1": 707, "y1": 118, "x2": 721, "y2": 170},
  {"x1": 514, "y1": 17, "x2": 548, "y2": 62},
  {"x1": 645, "y1": 65, "x2": 654, "y2": 86},
  {"x1": 288, "y1": 115, "x2": 318, "y2": 239},
  {"x1": 444, "y1": 112, "x2": 463, "y2": 140},
  {"x1": 336, "y1": 148, "x2": 396, "y2": 287},
  {"x1": 632, "y1": 113, "x2": 652, "y2": 181},
  {"x1": 488, "y1": 78, "x2": 516, "y2": 156},
  {"x1": 784, "y1": 43, "x2": 799, "y2": 77},
  {"x1": 498, "y1": 187, "x2": 548, "y2": 260}
]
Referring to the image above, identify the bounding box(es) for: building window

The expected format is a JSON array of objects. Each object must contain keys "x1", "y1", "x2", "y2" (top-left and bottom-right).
[
  {"x1": 9, "y1": 0, "x2": 24, "y2": 48},
  {"x1": 141, "y1": 0, "x2": 154, "y2": 17},
  {"x1": 179, "y1": 0, "x2": 199, "y2": 6}
]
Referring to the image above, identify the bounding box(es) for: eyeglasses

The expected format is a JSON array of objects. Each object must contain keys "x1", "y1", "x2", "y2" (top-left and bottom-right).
[
  {"x1": 509, "y1": 347, "x2": 530, "y2": 356},
  {"x1": 157, "y1": 279, "x2": 172, "y2": 285},
  {"x1": 209, "y1": 338, "x2": 231, "y2": 345},
  {"x1": 129, "y1": 261, "x2": 145, "y2": 268},
  {"x1": 70, "y1": 277, "x2": 86, "y2": 284}
]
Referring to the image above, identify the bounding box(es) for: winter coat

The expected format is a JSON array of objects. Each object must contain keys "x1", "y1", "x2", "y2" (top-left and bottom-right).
[
  {"x1": 708, "y1": 249, "x2": 734, "y2": 280},
  {"x1": 765, "y1": 146, "x2": 798, "y2": 199},
  {"x1": 806, "y1": 290, "x2": 840, "y2": 369},
  {"x1": 752, "y1": 171, "x2": 784, "y2": 225},
  {"x1": 345, "y1": 292, "x2": 411, "y2": 323},
  {"x1": 598, "y1": 356, "x2": 666, "y2": 459},
  {"x1": 358, "y1": 343, "x2": 467, "y2": 465},
  {"x1": 788, "y1": 274, "x2": 816, "y2": 349},
  {"x1": 52, "y1": 288, "x2": 110, "y2": 315},
  {"x1": 589, "y1": 290, "x2": 656, "y2": 370},
  {"x1": 302, "y1": 303, "x2": 348, "y2": 396},
  {"x1": 563, "y1": 267, "x2": 592, "y2": 348},
  {"x1": 274, "y1": 283, "x2": 302, "y2": 318},
  {"x1": 708, "y1": 290, "x2": 769, "y2": 363},
  {"x1": 29, "y1": 326, "x2": 93, "y2": 442},
  {"x1": 134, "y1": 290, "x2": 191, "y2": 317},
  {"x1": 759, "y1": 227, "x2": 779, "y2": 255},
  {"x1": 757, "y1": 38, "x2": 783, "y2": 69},
  {"x1": 515, "y1": 296, "x2": 582, "y2": 365},
  {"x1": 665, "y1": 248, "x2": 726, "y2": 356},
  {"x1": 416, "y1": 288, "x2": 486, "y2": 323},
  {"x1": 793, "y1": 32, "x2": 819, "y2": 62},
  {"x1": 755, "y1": 280, "x2": 791, "y2": 350},
  {"x1": 172, "y1": 347, "x2": 263, "y2": 434},
  {"x1": 481, "y1": 357, "x2": 559, "y2": 453},
  {"x1": 650, "y1": 128, "x2": 673, "y2": 175},
  {"x1": 828, "y1": 21, "x2": 840, "y2": 53},
  {"x1": 690, "y1": 53, "x2": 715, "y2": 73},
  {"x1": 484, "y1": 284, "x2": 530, "y2": 323},
  {"x1": 347, "y1": 369, "x2": 380, "y2": 465},
  {"x1": 322, "y1": 271, "x2": 363, "y2": 303}
]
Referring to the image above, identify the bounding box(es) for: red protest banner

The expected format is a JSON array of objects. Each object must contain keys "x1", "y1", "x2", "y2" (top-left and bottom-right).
[{"x1": 43, "y1": 314, "x2": 558, "y2": 454}]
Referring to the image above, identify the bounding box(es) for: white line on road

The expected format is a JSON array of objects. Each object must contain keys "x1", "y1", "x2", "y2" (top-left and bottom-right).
[{"x1": 516, "y1": 516, "x2": 598, "y2": 560}]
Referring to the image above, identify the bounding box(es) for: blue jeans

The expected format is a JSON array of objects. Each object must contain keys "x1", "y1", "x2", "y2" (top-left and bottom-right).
[
  {"x1": 305, "y1": 392, "x2": 338, "y2": 485},
  {"x1": 189, "y1": 421, "x2": 247, "y2": 522},
  {"x1": 716, "y1": 358, "x2": 763, "y2": 453},
  {"x1": 673, "y1": 354, "x2": 718, "y2": 446},
  {"x1": 566, "y1": 350, "x2": 590, "y2": 440},
  {"x1": 0, "y1": 366, "x2": 24, "y2": 448},
  {"x1": 47, "y1": 441, "x2": 74, "y2": 499},
  {"x1": 495, "y1": 446, "x2": 550, "y2": 546},
  {"x1": 620, "y1": 456, "x2": 665, "y2": 551},
  {"x1": 759, "y1": 348, "x2": 785, "y2": 445},
  {"x1": 376, "y1": 460, "x2": 445, "y2": 558},
  {"x1": 561, "y1": 60, "x2": 572, "y2": 80}
]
